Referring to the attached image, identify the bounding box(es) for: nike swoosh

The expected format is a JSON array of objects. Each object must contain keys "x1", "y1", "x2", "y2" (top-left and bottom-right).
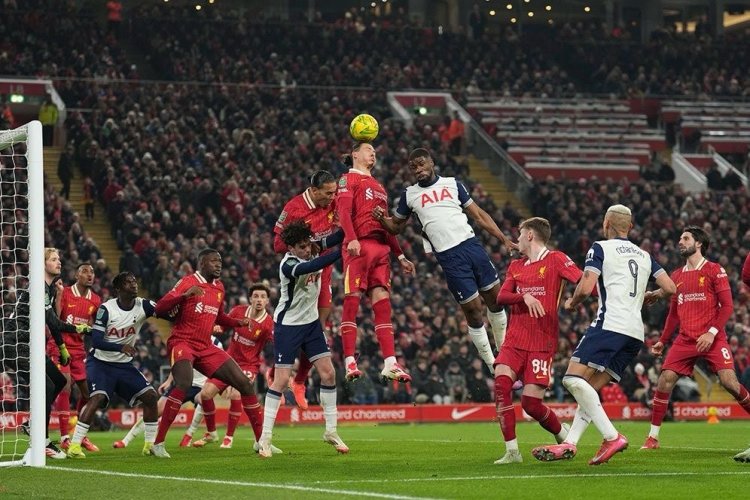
[
  {"x1": 676, "y1": 282, "x2": 683, "y2": 288},
  {"x1": 451, "y1": 407, "x2": 482, "y2": 420}
]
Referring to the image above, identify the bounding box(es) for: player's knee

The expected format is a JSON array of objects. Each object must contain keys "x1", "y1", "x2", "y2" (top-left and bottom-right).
[
  {"x1": 140, "y1": 390, "x2": 158, "y2": 407},
  {"x1": 520, "y1": 395, "x2": 543, "y2": 419},
  {"x1": 318, "y1": 362, "x2": 335, "y2": 385},
  {"x1": 719, "y1": 373, "x2": 740, "y2": 395}
]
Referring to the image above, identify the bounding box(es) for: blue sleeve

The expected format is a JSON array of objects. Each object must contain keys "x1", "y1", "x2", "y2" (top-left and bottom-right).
[
  {"x1": 289, "y1": 249, "x2": 342, "y2": 277},
  {"x1": 456, "y1": 180, "x2": 473, "y2": 207},
  {"x1": 321, "y1": 230, "x2": 344, "y2": 250},
  {"x1": 394, "y1": 189, "x2": 411, "y2": 219},
  {"x1": 584, "y1": 243, "x2": 604, "y2": 275},
  {"x1": 92, "y1": 329, "x2": 122, "y2": 352},
  {"x1": 650, "y1": 255, "x2": 665, "y2": 279},
  {"x1": 281, "y1": 258, "x2": 300, "y2": 279},
  {"x1": 92, "y1": 306, "x2": 108, "y2": 334},
  {"x1": 142, "y1": 300, "x2": 156, "y2": 318}
]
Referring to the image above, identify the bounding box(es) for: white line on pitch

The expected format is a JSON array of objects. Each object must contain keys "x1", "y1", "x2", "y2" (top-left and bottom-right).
[
  {"x1": 308, "y1": 470, "x2": 750, "y2": 485},
  {"x1": 45, "y1": 466, "x2": 442, "y2": 500}
]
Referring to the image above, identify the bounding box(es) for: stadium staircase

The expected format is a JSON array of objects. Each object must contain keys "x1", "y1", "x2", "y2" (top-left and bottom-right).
[
  {"x1": 43, "y1": 147, "x2": 172, "y2": 337},
  {"x1": 466, "y1": 156, "x2": 530, "y2": 218},
  {"x1": 694, "y1": 367, "x2": 735, "y2": 403}
]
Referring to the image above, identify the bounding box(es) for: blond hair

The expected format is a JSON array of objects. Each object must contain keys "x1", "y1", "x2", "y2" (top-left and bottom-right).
[
  {"x1": 605, "y1": 205, "x2": 633, "y2": 234},
  {"x1": 44, "y1": 247, "x2": 60, "y2": 261}
]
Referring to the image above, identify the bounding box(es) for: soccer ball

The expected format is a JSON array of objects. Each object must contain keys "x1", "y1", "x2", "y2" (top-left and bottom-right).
[{"x1": 349, "y1": 114, "x2": 379, "y2": 142}]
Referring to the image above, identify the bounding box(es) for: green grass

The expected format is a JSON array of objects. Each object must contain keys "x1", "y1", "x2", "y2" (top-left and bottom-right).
[{"x1": 2, "y1": 421, "x2": 750, "y2": 499}]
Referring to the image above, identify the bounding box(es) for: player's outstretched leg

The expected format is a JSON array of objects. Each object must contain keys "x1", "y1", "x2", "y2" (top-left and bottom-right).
[
  {"x1": 115, "y1": 418, "x2": 145, "y2": 449},
  {"x1": 493, "y1": 374, "x2": 520, "y2": 465},
  {"x1": 291, "y1": 354, "x2": 312, "y2": 410},
  {"x1": 340, "y1": 295, "x2": 361, "y2": 381},
  {"x1": 372, "y1": 295, "x2": 410, "y2": 383},
  {"x1": 521, "y1": 395, "x2": 568, "y2": 443},
  {"x1": 734, "y1": 447, "x2": 750, "y2": 463}
]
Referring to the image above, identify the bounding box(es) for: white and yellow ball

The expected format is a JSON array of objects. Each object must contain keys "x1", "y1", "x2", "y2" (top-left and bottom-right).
[{"x1": 349, "y1": 113, "x2": 379, "y2": 142}]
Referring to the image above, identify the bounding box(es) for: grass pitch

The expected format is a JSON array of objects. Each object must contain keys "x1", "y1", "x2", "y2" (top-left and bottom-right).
[{"x1": 2, "y1": 421, "x2": 749, "y2": 499}]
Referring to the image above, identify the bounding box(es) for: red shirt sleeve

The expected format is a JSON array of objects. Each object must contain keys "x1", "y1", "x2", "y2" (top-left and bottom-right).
[
  {"x1": 497, "y1": 266, "x2": 524, "y2": 305},
  {"x1": 216, "y1": 304, "x2": 242, "y2": 328},
  {"x1": 155, "y1": 278, "x2": 190, "y2": 317},
  {"x1": 659, "y1": 294, "x2": 680, "y2": 345},
  {"x1": 336, "y1": 192, "x2": 357, "y2": 243},
  {"x1": 742, "y1": 253, "x2": 750, "y2": 288},
  {"x1": 273, "y1": 234, "x2": 288, "y2": 253},
  {"x1": 711, "y1": 288, "x2": 734, "y2": 332},
  {"x1": 557, "y1": 252, "x2": 584, "y2": 284},
  {"x1": 386, "y1": 232, "x2": 403, "y2": 257}
]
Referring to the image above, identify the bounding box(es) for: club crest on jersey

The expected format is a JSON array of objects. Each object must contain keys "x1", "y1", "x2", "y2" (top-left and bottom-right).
[
  {"x1": 254, "y1": 329, "x2": 261, "y2": 338},
  {"x1": 218, "y1": 292, "x2": 223, "y2": 301},
  {"x1": 328, "y1": 211, "x2": 335, "y2": 222},
  {"x1": 89, "y1": 306, "x2": 95, "y2": 314},
  {"x1": 420, "y1": 187, "x2": 453, "y2": 207},
  {"x1": 538, "y1": 266, "x2": 547, "y2": 278},
  {"x1": 698, "y1": 276, "x2": 705, "y2": 287}
]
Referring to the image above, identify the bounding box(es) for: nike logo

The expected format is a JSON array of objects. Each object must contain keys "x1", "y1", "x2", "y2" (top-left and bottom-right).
[
  {"x1": 68, "y1": 304, "x2": 76, "y2": 308},
  {"x1": 676, "y1": 282, "x2": 683, "y2": 288},
  {"x1": 451, "y1": 407, "x2": 481, "y2": 420}
]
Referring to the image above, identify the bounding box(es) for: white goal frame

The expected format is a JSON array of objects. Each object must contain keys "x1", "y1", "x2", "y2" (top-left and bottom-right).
[{"x1": 0, "y1": 120, "x2": 45, "y2": 467}]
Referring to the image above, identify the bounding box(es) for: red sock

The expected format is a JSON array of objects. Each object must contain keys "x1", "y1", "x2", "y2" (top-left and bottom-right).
[
  {"x1": 650, "y1": 390, "x2": 671, "y2": 426},
  {"x1": 372, "y1": 298, "x2": 396, "y2": 359},
  {"x1": 241, "y1": 395, "x2": 263, "y2": 441},
  {"x1": 341, "y1": 295, "x2": 360, "y2": 357},
  {"x1": 201, "y1": 397, "x2": 217, "y2": 432},
  {"x1": 521, "y1": 395, "x2": 562, "y2": 436},
  {"x1": 226, "y1": 399, "x2": 243, "y2": 438},
  {"x1": 293, "y1": 353, "x2": 313, "y2": 385},
  {"x1": 155, "y1": 389, "x2": 185, "y2": 445},
  {"x1": 735, "y1": 386, "x2": 750, "y2": 414},
  {"x1": 495, "y1": 375, "x2": 516, "y2": 442},
  {"x1": 55, "y1": 390, "x2": 70, "y2": 437}
]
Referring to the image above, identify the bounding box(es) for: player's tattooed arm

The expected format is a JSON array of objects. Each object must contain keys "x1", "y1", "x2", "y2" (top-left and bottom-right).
[{"x1": 564, "y1": 270, "x2": 598, "y2": 310}]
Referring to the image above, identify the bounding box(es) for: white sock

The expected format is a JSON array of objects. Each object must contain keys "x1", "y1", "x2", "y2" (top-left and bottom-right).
[
  {"x1": 384, "y1": 356, "x2": 396, "y2": 369},
  {"x1": 487, "y1": 309, "x2": 507, "y2": 350},
  {"x1": 505, "y1": 438, "x2": 519, "y2": 452},
  {"x1": 144, "y1": 421, "x2": 158, "y2": 444},
  {"x1": 261, "y1": 391, "x2": 282, "y2": 439},
  {"x1": 468, "y1": 325, "x2": 495, "y2": 369},
  {"x1": 649, "y1": 424, "x2": 661, "y2": 439},
  {"x1": 187, "y1": 404, "x2": 204, "y2": 437},
  {"x1": 71, "y1": 422, "x2": 90, "y2": 445},
  {"x1": 123, "y1": 418, "x2": 144, "y2": 445},
  {"x1": 564, "y1": 376, "x2": 618, "y2": 441},
  {"x1": 564, "y1": 407, "x2": 591, "y2": 445},
  {"x1": 344, "y1": 355, "x2": 356, "y2": 367},
  {"x1": 556, "y1": 425, "x2": 569, "y2": 442},
  {"x1": 45, "y1": 437, "x2": 51, "y2": 446},
  {"x1": 320, "y1": 386, "x2": 338, "y2": 433}
]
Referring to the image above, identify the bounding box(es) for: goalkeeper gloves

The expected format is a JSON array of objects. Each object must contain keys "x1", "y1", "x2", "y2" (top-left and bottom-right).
[
  {"x1": 75, "y1": 323, "x2": 91, "y2": 334},
  {"x1": 58, "y1": 343, "x2": 71, "y2": 366}
]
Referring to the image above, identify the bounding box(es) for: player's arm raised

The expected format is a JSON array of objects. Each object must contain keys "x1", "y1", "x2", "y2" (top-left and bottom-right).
[{"x1": 464, "y1": 202, "x2": 516, "y2": 251}]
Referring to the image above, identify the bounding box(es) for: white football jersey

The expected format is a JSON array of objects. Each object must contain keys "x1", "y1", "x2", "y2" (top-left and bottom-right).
[
  {"x1": 274, "y1": 253, "x2": 322, "y2": 326},
  {"x1": 395, "y1": 176, "x2": 475, "y2": 254},
  {"x1": 585, "y1": 238, "x2": 665, "y2": 340},
  {"x1": 91, "y1": 298, "x2": 156, "y2": 363}
]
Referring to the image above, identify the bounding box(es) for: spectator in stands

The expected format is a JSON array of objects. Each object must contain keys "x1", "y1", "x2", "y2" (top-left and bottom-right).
[
  {"x1": 106, "y1": 0, "x2": 123, "y2": 38},
  {"x1": 706, "y1": 162, "x2": 724, "y2": 190},
  {"x1": 448, "y1": 112, "x2": 465, "y2": 156},
  {"x1": 657, "y1": 160, "x2": 676, "y2": 182},
  {"x1": 723, "y1": 169, "x2": 744, "y2": 191},
  {"x1": 57, "y1": 145, "x2": 73, "y2": 200},
  {"x1": 468, "y1": 4, "x2": 486, "y2": 40},
  {"x1": 38, "y1": 96, "x2": 58, "y2": 146}
]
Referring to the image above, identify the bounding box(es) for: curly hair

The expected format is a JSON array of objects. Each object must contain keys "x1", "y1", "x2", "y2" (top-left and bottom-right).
[{"x1": 280, "y1": 220, "x2": 313, "y2": 247}]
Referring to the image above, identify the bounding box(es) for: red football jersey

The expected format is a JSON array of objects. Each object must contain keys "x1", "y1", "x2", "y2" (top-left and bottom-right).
[
  {"x1": 669, "y1": 259, "x2": 731, "y2": 341},
  {"x1": 337, "y1": 169, "x2": 389, "y2": 240},
  {"x1": 58, "y1": 285, "x2": 101, "y2": 350},
  {"x1": 226, "y1": 306, "x2": 273, "y2": 373},
  {"x1": 501, "y1": 249, "x2": 583, "y2": 352},
  {"x1": 158, "y1": 272, "x2": 233, "y2": 349},
  {"x1": 274, "y1": 188, "x2": 337, "y2": 242}
]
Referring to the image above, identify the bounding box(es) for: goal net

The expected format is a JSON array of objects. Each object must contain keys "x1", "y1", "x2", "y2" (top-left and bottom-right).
[{"x1": 0, "y1": 121, "x2": 46, "y2": 467}]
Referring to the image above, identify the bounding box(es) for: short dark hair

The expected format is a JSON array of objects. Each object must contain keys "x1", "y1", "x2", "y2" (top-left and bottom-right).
[
  {"x1": 76, "y1": 262, "x2": 93, "y2": 271},
  {"x1": 248, "y1": 283, "x2": 271, "y2": 297},
  {"x1": 280, "y1": 220, "x2": 313, "y2": 247},
  {"x1": 310, "y1": 170, "x2": 335, "y2": 188},
  {"x1": 408, "y1": 148, "x2": 431, "y2": 162},
  {"x1": 519, "y1": 217, "x2": 552, "y2": 244},
  {"x1": 684, "y1": 225, "x2": 710, "y2": 253},
  {"x1": 112, "y1": 271, "x2": 135, "y2": 292},
  {"x1": 198, "y1": 248, "x2": 219, "y2": 261}
]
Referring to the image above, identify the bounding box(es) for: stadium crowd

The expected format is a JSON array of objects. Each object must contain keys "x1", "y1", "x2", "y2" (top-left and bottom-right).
[{"x1": 1, "y1": 1, "x2": 750, "y2": 412}]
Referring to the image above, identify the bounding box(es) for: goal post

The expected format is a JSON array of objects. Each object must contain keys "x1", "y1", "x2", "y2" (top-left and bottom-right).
[{"x1": 0, "y1": 120, "x2": 45, "y2": 467}]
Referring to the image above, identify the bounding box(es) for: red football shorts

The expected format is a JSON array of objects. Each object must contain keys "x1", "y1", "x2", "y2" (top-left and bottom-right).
[
  {"x1": 662, "y1": 335, "x2": 735, "y2": 376},
  {"x1": 46, "y1": 337, "x2": 87, "y2": 381},
  {"x1": 168, "y1": 339, "x2": 231, "y2": 379},
  {"x1": 495, "y1": 345, "x2": 554, "y2": 387},
  {"x1": 318, "y1": 264, "x2": 333, "y2": 309},
  {"x1": 207, "y1": 365, "x2": 256, "y2": 394},
  {"x1": 343, "y1": 238, "x2": 391, "y2": 294}
]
